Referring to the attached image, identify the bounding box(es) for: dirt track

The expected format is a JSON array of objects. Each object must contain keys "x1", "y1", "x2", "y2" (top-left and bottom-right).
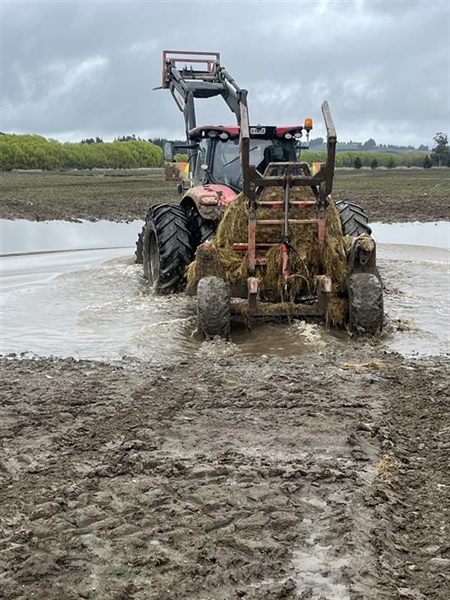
[{"x1": 1, "y1": 345, "x2": 449, "y2": 599}]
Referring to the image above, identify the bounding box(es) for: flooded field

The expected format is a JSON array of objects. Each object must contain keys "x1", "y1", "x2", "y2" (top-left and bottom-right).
[
  {"x1": 1, "y1": 219, "x2": 448, "y2": 360},
  {"x1": 1, "y1": 217, "x2": 449, "y2": 600}
]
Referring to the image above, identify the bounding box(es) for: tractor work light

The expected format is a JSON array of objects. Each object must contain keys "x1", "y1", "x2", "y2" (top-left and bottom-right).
[
  {"x1": 284, "y1": 133, "x2": 293, "y2": 139},
  {"x1": 219, "y1": 132, "x2": 229, "y2": 140}
]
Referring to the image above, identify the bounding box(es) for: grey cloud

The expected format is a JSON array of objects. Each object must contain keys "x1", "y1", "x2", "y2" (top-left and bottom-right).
[{"x1": 2, "y1": 0, "x2": 449, "y2": 146}]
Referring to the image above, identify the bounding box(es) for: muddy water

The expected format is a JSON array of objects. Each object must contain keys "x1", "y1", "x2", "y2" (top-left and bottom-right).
[
  {"x1": 1, "y1": 219, "x2": 449, "y2": 360},
  {"x1": 371, "y1": 221, "x2": 449, "y2": 356}
]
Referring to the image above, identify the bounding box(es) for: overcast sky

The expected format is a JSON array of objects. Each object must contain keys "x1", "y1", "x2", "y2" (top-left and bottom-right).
[{"x1": 2, "y1": 0, "x2": 449, "y2": 147}]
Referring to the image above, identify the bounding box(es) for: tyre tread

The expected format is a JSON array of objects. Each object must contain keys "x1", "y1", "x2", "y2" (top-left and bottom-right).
[
  {"x1": 336, "y1": 200, "x2": 372, "y2": 237},
  {"x1": 142, "y1": 204, "x2": 194, "y2": 294},
  {"x1": 197, "y1": 277, "x2": 230, "y2": 339}
]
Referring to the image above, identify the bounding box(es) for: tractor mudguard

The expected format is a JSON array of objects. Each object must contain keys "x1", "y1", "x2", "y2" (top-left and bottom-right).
[{"x1": 182, "y1": 184, "x2": 237, "y2": 221}]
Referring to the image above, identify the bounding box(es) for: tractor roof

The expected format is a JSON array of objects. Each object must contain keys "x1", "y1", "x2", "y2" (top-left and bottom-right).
[{"x1": 189, "y1": 125, "x2": 305, "y2": 141}]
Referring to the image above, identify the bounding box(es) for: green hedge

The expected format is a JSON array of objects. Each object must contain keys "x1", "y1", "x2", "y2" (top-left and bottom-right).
[
  {"x1": 0, "y1": 134, "x2": 164, "y2": 170},
  {"x1": 301, "y1": 149, "x2": 429, "y2": 168}
]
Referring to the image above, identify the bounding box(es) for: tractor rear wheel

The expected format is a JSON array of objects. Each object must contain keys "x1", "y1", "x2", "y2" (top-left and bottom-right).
[
  {"x1": 197, "y1": 276, "x2": 230, "y2": 339},
  {"x1": 336, "y1": 200, "x2": 372, "y2": 237},
  {"x1": 347, "y1": 273, "x2": 383, "y2": 334},
  {"x1": 142, "y1": 204, "x2": 194, "y2": 294},
  {"x1": 135, "y1": 225, "x2": 145, "y2": 264}
]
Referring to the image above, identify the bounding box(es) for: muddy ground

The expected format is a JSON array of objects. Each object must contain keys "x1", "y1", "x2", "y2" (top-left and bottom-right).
[
  {"x1": 1, "y1": 171, "x2": 450, "y2": 598},
  {"x1": 1, "y1": 346, "x2": 449, "y2": 599},
  {"x1": 1, "y1": 168, "x2": 449, "y2": 223}
]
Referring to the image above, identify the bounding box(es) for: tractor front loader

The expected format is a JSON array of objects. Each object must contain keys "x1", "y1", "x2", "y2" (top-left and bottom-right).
[{"x1": 137, "y1": 51, "x2": 384, "y2": 338}]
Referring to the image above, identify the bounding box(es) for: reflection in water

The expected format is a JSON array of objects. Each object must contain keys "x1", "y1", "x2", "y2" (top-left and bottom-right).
[{"x1": 1, "y1": 219, "x2": 449, "y2": 360}]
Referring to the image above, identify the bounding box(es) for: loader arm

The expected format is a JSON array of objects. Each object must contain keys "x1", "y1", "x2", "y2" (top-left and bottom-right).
[{"x1": 160, "y1": 51, "x2": 243, "y2": 143}]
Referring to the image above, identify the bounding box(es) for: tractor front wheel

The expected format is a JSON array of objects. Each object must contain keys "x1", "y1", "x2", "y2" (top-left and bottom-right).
[
  {"x1": 347, "y1": 273, "x2": 383, "y2": 334},
  {"x1": 197, "y1": 276, "x2": 231, "y2": 339},
  {"x1": 186, "y1": 204, "x2": 217, "y2": 247}
]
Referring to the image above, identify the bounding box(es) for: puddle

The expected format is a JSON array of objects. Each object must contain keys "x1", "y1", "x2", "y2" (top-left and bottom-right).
[
  {"x1": 0, "y1": 218, "x2": 142, "y2": 255},
  {"x1": 370, "y1": 221, "x2": 449, "y2": 249},
  {"x1": 371, "y1": 222, "x2": 449, "y2": 356},
  {"x1": 1, "y1": 219, "x2": 449, "y2": 361}
]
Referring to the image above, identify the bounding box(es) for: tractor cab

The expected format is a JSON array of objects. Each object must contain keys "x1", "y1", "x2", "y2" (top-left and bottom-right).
[{"x1": 188, "y1": 125, "x2": 308, "y2": 192}]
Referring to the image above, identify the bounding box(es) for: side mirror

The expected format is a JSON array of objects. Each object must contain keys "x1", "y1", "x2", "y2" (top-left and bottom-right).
[{"x1": 163, "y1": 141, "x2": 175, "y2": 161}]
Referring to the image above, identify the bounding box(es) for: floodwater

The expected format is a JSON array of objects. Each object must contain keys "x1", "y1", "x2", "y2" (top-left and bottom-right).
[{"x1": 1, "y1": 219, "x2": 449, "y2": 361}]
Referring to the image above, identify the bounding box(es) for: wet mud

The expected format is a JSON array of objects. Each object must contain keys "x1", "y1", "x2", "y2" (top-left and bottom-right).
[{"x1": 1, "y1": 349, "x2": 449, "y2": 599}]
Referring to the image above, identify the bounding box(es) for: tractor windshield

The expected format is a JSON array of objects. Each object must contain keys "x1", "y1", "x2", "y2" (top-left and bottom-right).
[{"x1": 211, "y1": 137, "x2": 296, "y2": 191}]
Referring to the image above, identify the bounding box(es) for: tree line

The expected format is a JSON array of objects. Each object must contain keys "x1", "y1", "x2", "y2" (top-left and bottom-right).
[
  {"x1": 302, "y1": 150, "x2": 431, "y2": 168},
  {"x1": 0, "y1": 134, "x2": 164, "y2": 171},
  {"x1": 309, "y1": 137, "x2": 429, "y2": 152},
  {"x1": 306, "y1": 133, "x2": 449, "y2": 168},
  {"x1": 303, "y1": 143, "x2": 448, "y2": 169},
  {"x1": 1, "y1": 132, "x2": 447, "y2": 171}
]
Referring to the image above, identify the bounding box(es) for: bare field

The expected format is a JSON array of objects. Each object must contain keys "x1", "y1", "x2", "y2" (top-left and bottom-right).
[
  {"x1": 0, "y1": 169, "x2": 172, "y2": 223},
  {"x1": 333, "y1": 169, "x2": 450, "y2": 222},
  {"x1": 0, "y1": 167, "x2": 449, "y2": 223}
]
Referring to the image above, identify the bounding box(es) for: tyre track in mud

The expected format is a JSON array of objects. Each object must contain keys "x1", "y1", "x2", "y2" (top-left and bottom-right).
[
  {"x1": 1, "y1": 345, "x2": 428, "y2": 600},
  {"x1": 372, "y1": 359, "x2": 450, "y2": 599}
]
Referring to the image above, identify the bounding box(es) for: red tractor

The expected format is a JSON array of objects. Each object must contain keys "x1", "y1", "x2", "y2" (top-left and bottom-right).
[{"x1": 137, "y1": 51, "x2": 383, "y2": 337}]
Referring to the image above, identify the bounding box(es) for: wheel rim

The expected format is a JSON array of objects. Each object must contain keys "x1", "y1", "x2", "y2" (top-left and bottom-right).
[{"x1": 148, "y1": 231, "x2": 160, "y2": 286}]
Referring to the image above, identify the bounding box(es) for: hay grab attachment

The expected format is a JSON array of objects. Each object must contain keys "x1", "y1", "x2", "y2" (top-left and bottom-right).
[{"x1": 232, "y1": 92, "x2": 337, "y2": 303}]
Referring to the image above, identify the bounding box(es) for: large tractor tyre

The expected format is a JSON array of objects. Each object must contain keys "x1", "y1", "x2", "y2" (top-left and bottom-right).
[
  {"x1": 336, "y1": 200, "x2": 372, "y2": 237},
  {"x1": 135, "y1": 225, "x2": 145, "y2": 264},
  {"x1": 142, "y1": 204, "x2": 194, "y2": 294},
  {"x1": 197, "y1": 276, "x2": 231, "y2": 340},
  {"x1": 347, "y1": 273, "x2": 383, "y2": 335},
  {"x1": 186, "y1": 205, "x2": 217, "y2": 247}
]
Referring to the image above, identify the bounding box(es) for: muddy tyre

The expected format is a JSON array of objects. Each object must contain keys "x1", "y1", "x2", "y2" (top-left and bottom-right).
[
  {"x1": 347, "y1": 273, "x2": 383, "y2": 334},
  {"x1": 336, "y1": 200, "x2": 372, "y2": 237},
  {"x1": 197, "y1": 276, "x2": 230, "y2": 339},
  {"x1": 135, "y1": 225, "x2": 145, "y2": 264},
  {"x1": 187, "y1": 205, "x2": 217, "y2": 247},
  {"x1": 142, "y1": 204, "x2": 194, "y2": 294}
]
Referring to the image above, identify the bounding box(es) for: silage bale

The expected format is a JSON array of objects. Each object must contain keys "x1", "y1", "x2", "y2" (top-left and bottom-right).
[{"x1": 187, "y1": 184, "x2": 348, "y2": 302}]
